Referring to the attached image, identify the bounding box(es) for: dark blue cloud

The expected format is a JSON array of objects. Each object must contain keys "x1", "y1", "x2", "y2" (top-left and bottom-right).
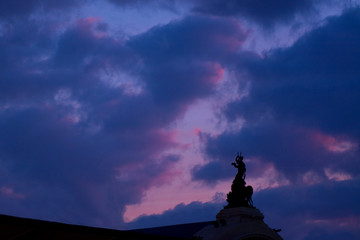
[
  {"x1": 0, "y1": 15, "x2": 200, "y2": 228},
  {"x1": 0, "y1": 104, "x2": 182, "y2": 227},
  {"x1": 303, "y1": 230, "x2": 358, "y2": 240},
  {"x1": 192, "y1": 160, "x2": 235, "y2": 184},
  {"x1": 128, "y1": 15, "x2": 247, "y2": 105},
  {"x1": 0, "y1": 10, "x2": 251, "y2": 229},
  {"x1": 126, "y1": 200, "x2": 224, "y2": 229},
  {"x1": 54, "y1": 20, "x2": 135, "y2": 69},
  {"x1": 254, "y1": 179, "x2": 360, "y2": 240},
  {"x1": 128, "y1": 15, "x2": 246, "y2": 62},
  {"x1": 107, "y1": 0, "x2": 177, "y2": 10},
  {"x1": 0, "y1": 17, "x2": 138, "y2": 104},
  {"x1": 0, "y1": 2, "x2": 358, "y2": 239},
  {"x1": 0, "y1": 0, "x2": 84, "y2": 19},
  {"x1": 228, "y1": 8, "x2": 360, "y2": 137},
  {"x1": 193, "y1": 8, "x2": 360, "y2": 183},
  {"x1": 255, "y1": 179, "x2": 360, "y2": 219},
  {"x1": 192, "y1": 0, "x2": 321, "y2": 27},
  {"x1": 0, "y1": 19, "x2": 56, "y2": 101}
]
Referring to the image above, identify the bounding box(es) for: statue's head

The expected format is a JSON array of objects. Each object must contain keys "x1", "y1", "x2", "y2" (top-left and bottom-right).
[{"x1": 236, "y1": 152, "x2": 244, "y2": 163}]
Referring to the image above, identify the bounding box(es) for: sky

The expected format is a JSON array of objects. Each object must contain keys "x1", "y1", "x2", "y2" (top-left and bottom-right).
[{"x1": 0, "y1": 0, "x2": 360, "y2": 239}]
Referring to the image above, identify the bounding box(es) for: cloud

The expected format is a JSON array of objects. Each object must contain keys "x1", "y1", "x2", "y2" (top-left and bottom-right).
[
  {"x1": 0, "y1": 9, "x2": 251, "y2": 228},
  {"x1": 193, "y1": 8, "x2": 360, "y2": 184},
  {"x1": 125, "y1": 178, "x2": 360, "y2": 240},
  {"x1": 0, "y1": 0, "x2": 84, "y2": 19},
  {"x1": 0, "y1": 14, "x2": 215, "y2": 228},
  {"x1": 128, "y1": 15, "x2": 247, "y2": 62},
  {"x1": 196, "y1": 122, "x2": 359, "y2": 184},
  {"x1": 54, "y1": 18, "x2": 135, "y2": 69},
  {"x1": 230, "y1": 8, "x2": 360, "y2": 137},
  {"x1": 126, "y1": 199, "x2": 224, "y2": 229},
  {"x1": 107, "y1": 0, "x2": 178, "y2": 10},
  {"x1": 254, "y1": 179, "x2": 360, "y2": 240},
  {"x1": 0, "y1": 103, "x2": 182, "y2": 227},
  {"x1": 127, "y1": 14, "x2": 247, "y2": 106},
  {"x1": 192, "y1": 0, "x2": 322, "y2": 27},
  {"x1": 1, "y1": 2, "x2": 358, "y2": 239},
  {"x1": 192, "y1": 161, "x2": 233, "y2": 184},
  {"x1": 0, "y1": 16, "x2": 139, "y2": 103}
]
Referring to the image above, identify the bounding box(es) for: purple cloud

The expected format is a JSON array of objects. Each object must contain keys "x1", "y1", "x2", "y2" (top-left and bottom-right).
[
  {"x1": 0, "y1": 2, "x2": 359, "y2": 239},
  {"x1": 0, "y1": 14, "x2": 202, "y2": 227},
  {"x1": 0, "y1": 103, "x2": 182, "y2": 227},
  {"x1": 0, "y1": 10, "x2": 249, "y2": 228}
]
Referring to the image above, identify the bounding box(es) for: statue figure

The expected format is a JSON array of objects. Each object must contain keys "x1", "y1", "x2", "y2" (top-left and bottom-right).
[
  {"x1": 231, "y1": 152, "x2": 246, "y2": 180},
  {"x1": 225, "y1": 153, "x2": 254, "y2": 209}
]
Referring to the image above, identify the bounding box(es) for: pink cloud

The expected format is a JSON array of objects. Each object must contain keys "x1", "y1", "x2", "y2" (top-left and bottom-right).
[
  {"x1": 302, "y1": 170, "x2": 323, "y2": 185},
  {"x1": 0, "y1": 186, "x2": 25, "y2": 199},
  {"x1": 204, "y1": 16, "x2": 248, "y2": 51},
  {"x1": 204, "y1": 62, "x2": 225, "y2": 84},
  {"x1": 194, "y1": 127, "x2": 202, "y2": 136},
  {"x1": 150, "y1": 167, "x2": 182, "y2": 187},
  {"x1": 246, "y1": 158, "x2": 290, "y2": 190},
  {"x1": 77, "y1": 17, "x2": 102, "y2": 28},
  {"x1": 76, "y1": 17, "x2": 108, "y2": 39},
  {"x1": 324, "y1": 168, "x2": 353, "y2": 181},
  {"x1": 123, "y1": 180, "x2": 231, "y2": 223},
  {"x1": 312, "y1": 131, "x2": 358, "y2": 153}
]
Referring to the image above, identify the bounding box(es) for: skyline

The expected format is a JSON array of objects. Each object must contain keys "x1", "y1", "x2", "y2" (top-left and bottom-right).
[{"x1": 1, "y1": 1, "x2": 360, "y2": 240}]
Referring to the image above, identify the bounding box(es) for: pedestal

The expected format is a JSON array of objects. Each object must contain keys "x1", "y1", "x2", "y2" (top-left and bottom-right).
[{"x1": 193, "y1": 207, "x2": 283, "y2": 240}]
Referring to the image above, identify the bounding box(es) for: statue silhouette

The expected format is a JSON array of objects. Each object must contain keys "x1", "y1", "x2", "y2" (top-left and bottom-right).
[
  {"x1": 231, "y1": 152, "x2": 246, "y2": 179},
  {"x1": 225, "y1": 153, "x2": 254, "y2": 208}
]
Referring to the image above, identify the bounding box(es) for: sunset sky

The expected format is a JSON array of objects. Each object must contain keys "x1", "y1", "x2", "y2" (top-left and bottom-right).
[{"x1": 1, "y1": 1, "x2": 360, "y2": 239}]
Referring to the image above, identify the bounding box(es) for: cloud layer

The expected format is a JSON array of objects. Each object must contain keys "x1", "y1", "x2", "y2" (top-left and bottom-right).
[
  {"x1": 0, "y1": 1, "x2": 359, "y2": 240},
  {"x1": 193, "y1": 8, "x2": 360, "y2": 185},
  {"x1": 192, "y1": 0, "x2": 323, "y2": 27}
]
